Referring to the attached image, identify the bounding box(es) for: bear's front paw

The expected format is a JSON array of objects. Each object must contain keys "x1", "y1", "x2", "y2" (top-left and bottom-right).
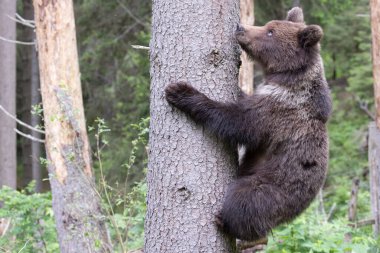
[{"x1": 165, "y1": 82, "x2": 201, "y2": 107}]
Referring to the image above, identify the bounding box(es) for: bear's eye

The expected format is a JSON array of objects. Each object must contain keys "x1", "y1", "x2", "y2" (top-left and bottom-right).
[{"x1": 267, "y1": 30, "x2": 274, "y2": 37}]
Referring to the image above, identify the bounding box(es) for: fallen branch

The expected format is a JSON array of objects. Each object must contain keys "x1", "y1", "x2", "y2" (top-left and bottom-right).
[
  {"x1": 349, "y1": 218, "x2": 375, "y2": 228},
  {"x1": 14, "y1": 128, "x2": 45, "y2": 143},
  {"x1": 0, "y1": 105, "x2": 45, "y2": 134}
]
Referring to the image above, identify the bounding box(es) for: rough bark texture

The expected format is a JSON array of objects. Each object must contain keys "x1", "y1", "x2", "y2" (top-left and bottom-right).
[
  {"x1": 371, "y1": 0, "x2": 380, "y2": 128},
  {"x1": 32, "y1": 0, "x2": 110, "y2": 252},
  {"x1": 20, "y1": 0, "x2": 42, "y2": 191},
  {"x1": 0, "y1": 0, "x2": 17, "y2": 189},
  {"x1": 369, "y1": 123, "x2": 380, "y2": 235},
  {"x1": 239, "y1": 0, "x2": 254, "y2": 95},
  {"x1": 146, "y1": 1, "x2": 240, "y2": 252}
]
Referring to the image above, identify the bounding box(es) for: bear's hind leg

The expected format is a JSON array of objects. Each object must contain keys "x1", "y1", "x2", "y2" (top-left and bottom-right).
[{"x1": 218, "y1": 177, "x2": 284, "y2": 241}]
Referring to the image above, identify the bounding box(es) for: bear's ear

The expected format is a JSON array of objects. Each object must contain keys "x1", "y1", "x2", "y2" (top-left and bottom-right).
[
  {"x1": 298, "y1": 25, "x2": 323, "y2": 48},
  {"x1": 286, "y1": 7, "x2": 304, "y2": 23}
]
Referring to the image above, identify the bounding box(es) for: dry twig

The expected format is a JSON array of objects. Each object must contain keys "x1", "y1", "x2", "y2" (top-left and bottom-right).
[
  {"x1": 357, "y1": 99, "x2": 375, "y2": 120},
  {"x1": 131, "y1": 45, "x2": 150, "y2": 50},
  {"x1": 0, "y1": 105, "x2": 45, "y2": 134},
  {"x1": 14, "y1": 128, "x2": 45, "y2": 143}
]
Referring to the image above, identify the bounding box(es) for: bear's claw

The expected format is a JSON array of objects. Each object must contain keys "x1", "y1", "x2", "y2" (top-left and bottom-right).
[{"x1": 165, "y1": 82, "x2": 200, "y2": 107}]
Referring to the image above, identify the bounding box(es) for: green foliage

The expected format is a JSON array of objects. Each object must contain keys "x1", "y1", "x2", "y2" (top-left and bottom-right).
[
  {"x1": 91, "y1": 117, "x2": 149, "y2": 251},
  {"x1": 267, "y1": 203, "x2": 378, "y2": 253},
  {"x1": 76, "y1": 0, "x2": 151, "y2": 188},
  {"x1": 0, "y1": 183, "x2": 59, "y2": 253},
  {"x1": 109, "y1": 181, "x2": 147, "y2": 251},
  {"x1": 0, "y1": 115, "x2": 149, "y2": 252}
]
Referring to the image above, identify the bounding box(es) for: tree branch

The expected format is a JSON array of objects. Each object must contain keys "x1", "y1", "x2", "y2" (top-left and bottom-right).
[
  {"x1": 115, "y1": 0, "x2": 149, "y2": 29},
  {"x1": 0, "y1": 36, "x2": 35, "y2": 45},
  {"x1": 357, "y1": 99, "x2": 375, "y2": 120},
  {"x1": 14, "y1": 128, "x2": 45, "y2": 143},
  {"x1": 348, "y1": 218, "x2": 375, "y2": 228},
  {"x1": 0, "y1": 105, "x2": 45, "y2": 134},
  {"x1": 131, "y1": 45, "x2": 150, "y2": 50},
  {"x1": 327, "y1": 202, "x2": 337, "y2": 221},
  {"x1": 7, "y1": 13, "x2": 35, "y2": 28}
]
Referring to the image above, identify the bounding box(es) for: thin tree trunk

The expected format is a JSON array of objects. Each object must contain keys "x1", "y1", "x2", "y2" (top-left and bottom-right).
[
  {"x1": 20, "y1": 0, "x2": 42, "y2": 192},
  {"x1": 369, "y1": 123, "x2": 380, "y2": 235},
  {"x1": 19, "y1": 45, "x2": 33, "y2": 187},
  {"x1": 348, "y1": 178, "x2": 360, "y2": 222},
  {"x1": 32, "y1": 1, "x2": 110, "y2": 251},
  {"x1": 0, "y1": 0, "x2": 17, "y2": 189},
  {"x1": 371, "y1": 0, "x2": 380, "y2": 128},
  {"x1": 239, "y1": 0, "x2": 254, "y2": 95},
  {"x1": 370, "y1": 0, "x2": 380, "y2": 236},
  {"x1": 31, "y1": 47, "x2": 42, "y2": 192},
  {"x1": 146, "y1": 1, "x2": 240, "y2": 252}
]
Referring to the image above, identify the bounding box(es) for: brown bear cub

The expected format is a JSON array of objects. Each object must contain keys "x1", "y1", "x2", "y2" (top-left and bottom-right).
[{"x1": 165, "y1": 7, "x2": 331, "y2": 241}]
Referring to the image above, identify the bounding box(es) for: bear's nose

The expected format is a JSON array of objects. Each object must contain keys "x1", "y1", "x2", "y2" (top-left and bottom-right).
[{"x1": 236, "y1": 24, "x2": 245, "y2": 33}]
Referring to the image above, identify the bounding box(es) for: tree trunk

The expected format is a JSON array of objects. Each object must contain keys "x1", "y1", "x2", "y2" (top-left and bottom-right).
[
  {"x1": 32, "y1": 1, "x2": 111, "y2": 252},
  {"x1": 370, "y1": 0, "x2": 380, "y2": 236},
  {"x1": 371, "y1": 0, "x2": 380, "y2": 128},
  {"x1": 30, "y1": 42, "x2": 43, "y2": 192},
  {"x1": 369, "y1": 123, "x2": 380, "y2": 235},
  {"x1": 146, "y1": 1, "x2": 240, "y2": 252},
  {"x1": 239, "y1": 0, "x2": 254, "y2": 95},
  {"x1": 20, "y1": 0, "x2": 42, "y2": 192},
  {"x1": 0, "y1": 0, "x2": 17, "y2": 189}
]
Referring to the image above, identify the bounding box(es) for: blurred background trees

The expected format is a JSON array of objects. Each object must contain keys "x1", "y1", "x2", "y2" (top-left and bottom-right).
[
  {"x1": 0, "y1": 0, "x2": 17, "y2": 189},
  {"x1": 0, "y1": 0, "x2": 379, "y2": 251}
]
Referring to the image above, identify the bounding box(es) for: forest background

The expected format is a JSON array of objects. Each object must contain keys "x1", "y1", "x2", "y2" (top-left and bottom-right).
[{"x1": 0, "y1": 0, "x2": 379, "y2": 252}]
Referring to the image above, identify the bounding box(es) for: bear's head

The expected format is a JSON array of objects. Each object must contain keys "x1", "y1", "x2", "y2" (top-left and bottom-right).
[{"x1": 236, "y1": 7, "x2": 323, "y2": 75}]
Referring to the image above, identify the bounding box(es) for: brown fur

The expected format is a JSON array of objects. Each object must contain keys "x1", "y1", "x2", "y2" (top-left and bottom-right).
[{"x1": 165, "y1": 7, "x2": 331, "y2": 240}]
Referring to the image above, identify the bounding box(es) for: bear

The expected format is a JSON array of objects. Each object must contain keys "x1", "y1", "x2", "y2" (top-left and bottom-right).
[{"x1": 165, "y1": 7, "x2": 332, "y2": 241}]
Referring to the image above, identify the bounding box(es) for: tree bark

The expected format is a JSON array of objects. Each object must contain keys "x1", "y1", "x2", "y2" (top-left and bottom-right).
[
  {"x1": 32, "y1": 1, "x2": 110, "y2": 252},
  {"x1": 0, "y1": 0, "x2": 17, "y2": 189},
  {"x1": 369, "y1": 123, "x2": 380, "y2": 235},
  {"x1": 239, "y1": 0, "x2": 254, "y2": 95},
  {"x1": 20, "y1": 0, "x2": 42, "y2": 192},
  {"x1": 146, "y1": 1, "x2": 240, "y2": 252},
  {"x1": 371, "y1": 0, "x2": 380, "y2": 128}
]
